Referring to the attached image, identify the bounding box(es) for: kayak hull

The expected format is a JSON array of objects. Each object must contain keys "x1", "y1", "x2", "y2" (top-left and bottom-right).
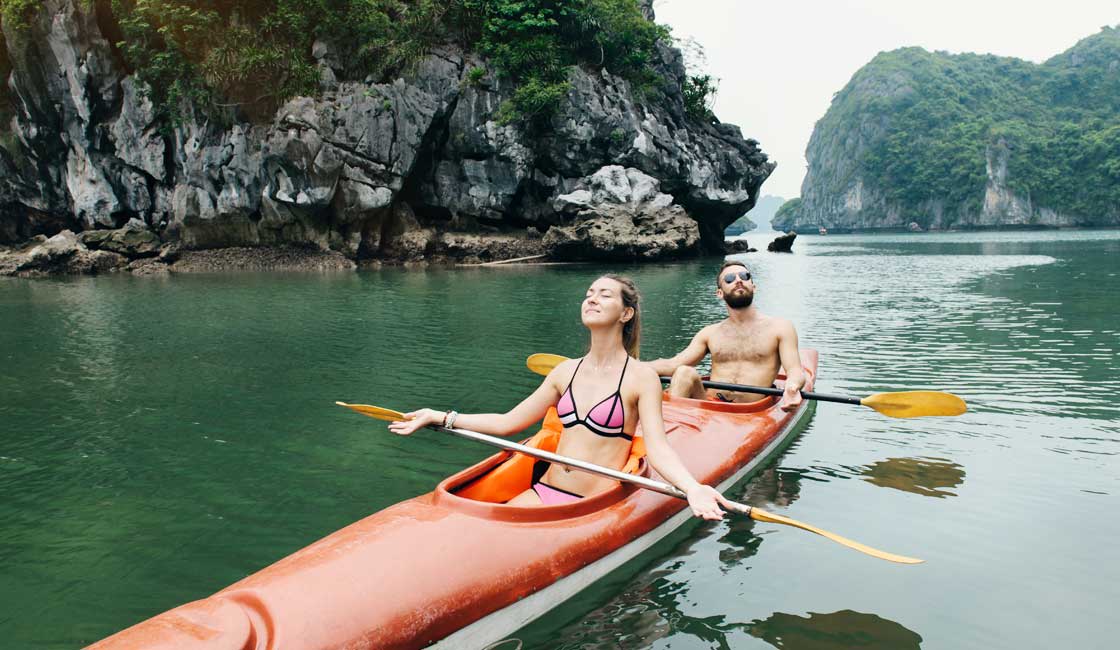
[{"x1": 88, "y1": 351, "x2": 818, "y2": 650}]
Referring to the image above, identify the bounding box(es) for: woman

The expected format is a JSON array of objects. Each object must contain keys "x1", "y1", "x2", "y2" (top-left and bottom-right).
[{"x1": 388, "y1": 275, "x2": 732, "y2": 520}]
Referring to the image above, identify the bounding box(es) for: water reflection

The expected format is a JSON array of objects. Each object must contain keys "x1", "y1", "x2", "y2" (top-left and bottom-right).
[
  {"x1": 746, "y1": 609, "x2": 923, "y2": 649},
  {"x1": 520, "y1": 455, "x2": 816, "y2": 648},
  {"x1": 861, "y1": 457, "x2": 965, "y2": 499},
  {"x1": 740, "y1": 466, "x2": 806, "y2": 509},
  {"x1": 546, "y1": 565, "x2": 748, "y2": 649},
  {"x1": 704, "y1": 466, "x2": 810, "y2": 570}
]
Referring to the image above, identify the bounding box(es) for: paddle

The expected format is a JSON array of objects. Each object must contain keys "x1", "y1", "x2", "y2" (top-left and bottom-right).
[
  {"x1": 336, "y1": 401, "x2": 923, "y2": 565},
  {"x1": 526, "y1": 353, "x2": 966, "y2": 418}
]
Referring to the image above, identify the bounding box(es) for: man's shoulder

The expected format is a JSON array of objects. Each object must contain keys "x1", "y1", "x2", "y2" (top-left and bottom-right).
[
  {"x1": 697, "y1": 322, "x2": 722, "y2": 337},
  {"x1": 765, "y1": 315, "x2": 799, "y2": 338},
  {"x1": 718, "y1": 312, "x2": 798, "y2": 338}
]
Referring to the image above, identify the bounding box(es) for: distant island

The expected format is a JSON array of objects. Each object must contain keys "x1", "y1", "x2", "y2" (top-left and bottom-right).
[
  {"x1": 725, "y1": 195, "x2": 785, "y2": 235},
  {"x1": 775, "y1": 26, "x2": 1120, "y2": 232}
]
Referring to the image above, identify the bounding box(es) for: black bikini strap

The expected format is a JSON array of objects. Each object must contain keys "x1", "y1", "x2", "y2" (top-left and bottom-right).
[
  {"x1": 615, "y1": 356, "x2": 630, "y2": 391},
  {"x1": 565, "y1": 357, "x2": 585, "y2": 393}
]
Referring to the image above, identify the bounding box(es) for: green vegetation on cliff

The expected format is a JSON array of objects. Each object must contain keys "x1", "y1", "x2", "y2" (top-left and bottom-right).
[
  {"x1": 819, "y1": 26, "x2": 1120, "y2": 221},
  {"x1": 466, "y1": 0, "x2": 669, "y2": 124},
  {"x1": 0, "y1": 0, "x2": 678, "y2": 127},
  {"x1": 0, "y1": 0, "x2": 46, "y2": 29},
  {"x1": 773, "y1": 197, "x2": 800, "y2": 226}
]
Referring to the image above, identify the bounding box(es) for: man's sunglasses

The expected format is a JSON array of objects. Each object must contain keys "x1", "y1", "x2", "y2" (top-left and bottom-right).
[{"x1": 722, "y1": 271, "x2": 752, "y2": 284}]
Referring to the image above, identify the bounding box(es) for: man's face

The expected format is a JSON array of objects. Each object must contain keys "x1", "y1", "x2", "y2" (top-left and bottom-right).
[{"x1": 718, "y1": 266, "x2": 755, "y2": 309}]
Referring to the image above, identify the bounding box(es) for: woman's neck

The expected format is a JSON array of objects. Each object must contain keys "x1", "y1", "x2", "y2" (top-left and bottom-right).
[{"x1": 586, "y1": 328, "x2": 628, "y2": 368}]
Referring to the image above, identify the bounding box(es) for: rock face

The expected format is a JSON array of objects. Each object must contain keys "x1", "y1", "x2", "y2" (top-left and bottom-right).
[
  {"x1": 543, "y1": 166, "x2": 699, "y2": 260},
  {"x1": 0, "y1": 230, "x2": 128, "y2": 277},
  {"x1": 0, "y1": 1, "x2": 774, "y2": 273},
  {"x1": 776, "y1": 29, "x2": 1120, "y2": 232},
  {"x1": 78, "y1": 219, "x2": 161, "y2": 257}
]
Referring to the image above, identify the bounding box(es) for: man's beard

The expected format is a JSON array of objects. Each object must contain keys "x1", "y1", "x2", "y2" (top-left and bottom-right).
[{"x1": 723, "y1": 289, "x2": 753, "y2": 309}]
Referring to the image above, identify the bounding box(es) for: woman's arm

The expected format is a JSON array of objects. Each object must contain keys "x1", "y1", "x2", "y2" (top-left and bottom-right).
[
  {"x1": 386, "y1": 362, "x2": 568, "y2": 437},
  {"x1": 634, "y1": 365, "x2": 733, "y2": 520}
]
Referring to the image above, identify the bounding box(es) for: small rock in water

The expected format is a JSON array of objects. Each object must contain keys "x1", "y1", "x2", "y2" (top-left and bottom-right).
[
  {"x1": 724, "y1": 239, "x2": 754, "y2": 254},
  {"x1": 767, "y1": 232, "x2": 797, "y2": 253}
]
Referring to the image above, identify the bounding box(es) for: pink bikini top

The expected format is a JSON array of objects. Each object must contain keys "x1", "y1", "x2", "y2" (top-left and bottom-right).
[{"x1": 556, "y1": 356, "x2": 633, "y2": 440}]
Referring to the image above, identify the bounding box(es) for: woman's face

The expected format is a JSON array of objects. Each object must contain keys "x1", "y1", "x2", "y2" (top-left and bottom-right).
[{"x1": 582, "y1": 277, "x2": 631, "y2": 329}]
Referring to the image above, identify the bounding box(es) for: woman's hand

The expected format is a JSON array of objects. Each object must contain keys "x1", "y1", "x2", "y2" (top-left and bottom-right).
[
  {"x1": 685, "y1": 484, "x2": 735, "y2": 521},
  {"x1": 386, "y1": 409, "x2": 446, "y2": 436}
]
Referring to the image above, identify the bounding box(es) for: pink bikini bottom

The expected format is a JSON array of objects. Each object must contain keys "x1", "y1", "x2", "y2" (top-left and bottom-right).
[{"x1": 531, "y1": 481, "x2": 584, "y2": 505}]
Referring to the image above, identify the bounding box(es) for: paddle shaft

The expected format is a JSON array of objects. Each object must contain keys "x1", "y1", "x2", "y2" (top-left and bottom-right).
[{"x1": 661, "y1": 377, "x2": 861, "y2": 406}]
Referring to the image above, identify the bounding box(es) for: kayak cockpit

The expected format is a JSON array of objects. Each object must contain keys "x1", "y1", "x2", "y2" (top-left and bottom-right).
[
  {"x1": 434, "y1": 451, "x2": 646, "y2": 522},
  {"x1": 433, "y1": 408, "x2": 648, "y2": 521}
]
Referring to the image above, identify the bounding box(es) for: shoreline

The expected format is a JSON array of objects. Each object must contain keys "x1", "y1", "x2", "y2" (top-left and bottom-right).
[
  {"x1": 766, "y1": 224, "x2": 1120, "y2": 235},
  {"x1": 4, "y1": 226, "x2": 1117, "y2": 278}
]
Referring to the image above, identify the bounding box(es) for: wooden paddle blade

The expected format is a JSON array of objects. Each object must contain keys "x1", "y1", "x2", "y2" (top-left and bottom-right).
[
  {"x1": 860, "y1": 391, "x2": 967, "y2": 418},
  {"x1": 335, "y1": 401, "x2": 407, "y2": 422},
  {"x1": 742, "y1": 505, "x2": 924, "y2": 564},
  {"x1": 527, "y1": 353, "x2": 568, "y2": 376}
]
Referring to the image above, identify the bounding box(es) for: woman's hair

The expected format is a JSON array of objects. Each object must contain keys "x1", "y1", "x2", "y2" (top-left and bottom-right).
[{"x1": 599, "y1": 274, "x2": 642, "y2": 359}]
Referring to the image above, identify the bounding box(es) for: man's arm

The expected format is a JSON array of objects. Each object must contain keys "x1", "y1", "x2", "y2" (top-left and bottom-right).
[
  {"x1": 647, "y1": 327, "x2": 711, "y2": 376},
  {"x1": 776, "y1": 320, "x2": 805, "y2": 411}
]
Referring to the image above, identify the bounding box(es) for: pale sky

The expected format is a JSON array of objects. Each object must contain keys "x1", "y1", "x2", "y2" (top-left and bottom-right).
[{"x1": 655, "y1": 0, "x2": 1119, "y2": 199}]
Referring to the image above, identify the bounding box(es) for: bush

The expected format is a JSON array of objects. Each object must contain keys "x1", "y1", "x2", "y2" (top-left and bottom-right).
[
  {"x1": 495, "y1": 77, "x2": 571, "y2": 125},
  {"x1": 683, "y1": 73, "x2": 716, "y2": 121},
  {"x1": 466, "y1": 66, "x2": 487, "y2": 86}
]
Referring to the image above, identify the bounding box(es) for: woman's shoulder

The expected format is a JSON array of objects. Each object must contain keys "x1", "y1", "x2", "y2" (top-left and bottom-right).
[
  {"x1": 547, "y1": 357, "x2": 581, "y2": 380},
  {"x1": 628, "y1": 359, "x2": 663, "y2": 387}
]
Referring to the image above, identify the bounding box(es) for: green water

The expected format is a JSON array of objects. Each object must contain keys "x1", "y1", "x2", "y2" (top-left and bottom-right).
[{"x1": 1, "y1": 230, "x2": 1117, "y2": 649}]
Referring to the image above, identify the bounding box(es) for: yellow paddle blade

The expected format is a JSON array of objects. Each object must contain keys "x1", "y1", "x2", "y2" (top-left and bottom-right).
[
  {"x1": 527, "y1": 353, "x2": 568, "y2": 376},
  {"x1": 335, "y1": 401, "x2": 407, "y2": 422},
  {"x1": 746, "y1": 506, "x2": 924, "y2": 565},
  {"x1": 860, "y1": 391, "x2": 967, "y2": 418}
]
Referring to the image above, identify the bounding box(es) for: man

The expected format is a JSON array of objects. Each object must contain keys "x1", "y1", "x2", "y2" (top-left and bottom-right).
[{"x1": 649, "y1": 261, "x2": 806, "y2": 411}]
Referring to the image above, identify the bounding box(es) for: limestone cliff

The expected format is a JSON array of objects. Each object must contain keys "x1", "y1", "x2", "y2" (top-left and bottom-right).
[
  {"x1": 0, "y1": 1, "x2": 773, "y2": 271},
  {"x1": 776, "y1": 27, "x2": 1120, "y2": 232}
]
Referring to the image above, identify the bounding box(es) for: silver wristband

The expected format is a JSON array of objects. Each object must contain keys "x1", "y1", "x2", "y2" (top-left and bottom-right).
[{"x1": 444, "y1": 410, "x2": 459, "y2": 429}]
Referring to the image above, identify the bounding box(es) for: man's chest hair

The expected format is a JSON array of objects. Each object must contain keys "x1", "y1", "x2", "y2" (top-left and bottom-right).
[{"x1": 709, "y1": 322, "x2": 779, "y2": 362}]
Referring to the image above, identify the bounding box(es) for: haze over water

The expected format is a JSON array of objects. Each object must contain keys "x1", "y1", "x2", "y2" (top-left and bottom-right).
[{"x1": 1, "y1": 230, "x2": 1117, "y2": 648}]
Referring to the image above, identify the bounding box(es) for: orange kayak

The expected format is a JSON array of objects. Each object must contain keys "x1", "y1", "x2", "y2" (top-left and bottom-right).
[{"x1": 89, "y1": 351, "x2": 818, "y2": 650}]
